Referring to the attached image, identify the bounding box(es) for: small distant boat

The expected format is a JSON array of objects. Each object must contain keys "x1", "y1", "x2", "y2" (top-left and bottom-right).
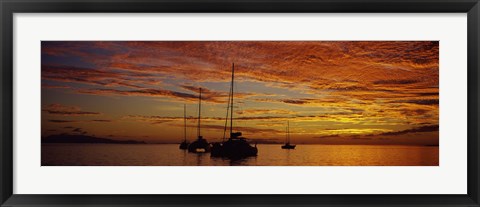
[
  {"x1": 188, "y1": 88, "x2": 211, "y2": 153},
  {"x1": 179, "y1": 141, "x2": 189, "y2": 150},
  {"x1": 281, "y1": 121, "x2": 296, "y2": 149},
  {"x1": 179, "y1": 104, "x2": 189, "y2": 150},
  {"x1": 211, "y1": 63, "x2": 258, "y2": 159}
]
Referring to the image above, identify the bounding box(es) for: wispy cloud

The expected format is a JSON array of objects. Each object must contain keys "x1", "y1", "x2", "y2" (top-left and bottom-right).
[
  {"x1": 372, "y1": 125, "x2": 439, "y2": 136},
  {"x1": 43, "y1": 104, "x2": 100, "y2": 116},
  {"x1": 91, "y1": 119, "x2": 112, "y2": 122},
  {"x1": 236, "y1": 109, "x2": 296, "y2": 115},
  {"x1": 49, "y1": 119, "x2": 78, "y2": 123}
]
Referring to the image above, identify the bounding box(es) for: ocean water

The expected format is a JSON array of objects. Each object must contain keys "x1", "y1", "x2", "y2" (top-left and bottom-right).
[{"x1": 41, "y1": 144, "x2": 439, "y2": 166}]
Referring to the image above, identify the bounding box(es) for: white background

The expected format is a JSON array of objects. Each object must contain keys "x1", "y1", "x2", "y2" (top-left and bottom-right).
[{"x1": 13, "y1": 13, "x2": 467, "y2": 194}]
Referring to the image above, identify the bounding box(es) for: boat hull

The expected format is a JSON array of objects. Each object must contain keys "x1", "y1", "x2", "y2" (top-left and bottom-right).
[
  {"x1": 281, "y1": 144, "x2": 296, "y2": 149},
  {"x1": 188, "y1": 138, "x2": 210, "y2": 153},
  {"x1": 211, "y1": 139, "x2": 257, "y2": 159}
]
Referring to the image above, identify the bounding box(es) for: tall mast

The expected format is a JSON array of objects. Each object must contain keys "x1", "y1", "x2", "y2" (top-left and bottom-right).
[
  {"x1": 285, "y1": 124, "x2": 288, "y2": 144},
  {"x1": 223, "y1": 86, "x2": 231, "y2": 142},
  {"x1": 197, "y1": 88, "x2": 202, "y2": 139},
  {"x1": 184, "y1": 104, "x2": 187, "y2": 142},
  {"x1": 287, "y1": 121, "x2": 290, "y2": 143},
  {"x1": 230, "y1": 63, "x2": 234, "y2": 138}
]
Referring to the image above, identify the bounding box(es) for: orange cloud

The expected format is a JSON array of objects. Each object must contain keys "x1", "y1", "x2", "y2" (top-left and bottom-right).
[{"x1": 43, "y1": 104, "x2": 100, "y2": 116}]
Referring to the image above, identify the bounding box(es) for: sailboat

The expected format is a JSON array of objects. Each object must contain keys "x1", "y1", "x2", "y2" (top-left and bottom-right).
[
  {"x1": 281, "y1": 121, "x2": 296, "y2": 149},
  {"x1": 179, "y1": 104, "x2": 189, "y2": 150},
  {"x1": 211, "y1": 63, "x2": 258, "y2": 159},
  {"x1": 187, "y1": 88, "x2": 211, "y2": 153}
]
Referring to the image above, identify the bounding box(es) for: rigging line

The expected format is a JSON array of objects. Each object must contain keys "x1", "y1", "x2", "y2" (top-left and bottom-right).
[
  {"x1": 230, "y1": 62, "x2": 234, "y2": 138},
  {"x1": 188, "y1": 115, "x2": 195, "y2": 140},
  {"x1": 197, "y1": 87, "x2": 202, "y2": 138},
  {"x1": 235, "y1": 77, "x2": 245, "y2": 129},
  {"x1": 223, "y1": 77, "x2": 232, "y2": 142},
  {"x1": 237, "y1": 80, "x2": 245, "y2": 126},
  {"x1": 184, "y1": 104, "x2": 186, "y2": 142}
]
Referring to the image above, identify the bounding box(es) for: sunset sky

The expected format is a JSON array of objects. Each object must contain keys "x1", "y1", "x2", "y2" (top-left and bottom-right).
[{"x1": 41, "y1": 41, "x2": 439, "y2": 145}]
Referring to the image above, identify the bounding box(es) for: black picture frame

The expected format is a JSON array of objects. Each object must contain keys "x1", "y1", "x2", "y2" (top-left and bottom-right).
[{"x1": 1, "y1": 0, "x2": 479, "y2": 206}]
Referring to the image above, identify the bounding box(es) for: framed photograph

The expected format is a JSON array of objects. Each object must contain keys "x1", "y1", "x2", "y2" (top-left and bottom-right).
[{"x1": 1, "y1": 0, "x2": 479, "y2": 206}]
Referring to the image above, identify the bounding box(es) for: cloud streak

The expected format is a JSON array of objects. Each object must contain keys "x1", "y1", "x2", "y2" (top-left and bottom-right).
[
  {"x1": 373, "y1": 125, "x2": 439, "y2": 136},
  {"x1": 43, "y1": 104, "x2": 100, "y2": 116}
]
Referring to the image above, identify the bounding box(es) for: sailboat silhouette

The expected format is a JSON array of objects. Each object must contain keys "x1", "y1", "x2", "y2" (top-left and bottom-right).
[
  {"x1": 281, "y1": 121, "x2": 296, "y2": 149},
  {"x1": 211, "y1": 63, "x2": 258, "y2": 159},
  {"x1": 187, "y1": 88, "x2": 211, "y2": 153},
  {"x1": 179, "y1": 104, "x2": 189, "y2": 150}
]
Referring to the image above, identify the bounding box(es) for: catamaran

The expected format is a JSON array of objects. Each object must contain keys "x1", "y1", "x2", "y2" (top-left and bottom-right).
[
  {"x1": 281, "y1": 121, "x2": 296, "y2": 149},
  {"x1": 211, "y1": 63, "x2": 258, "y2": 159},
  {"x1": 187, "y1": 88, "x2": 211, "y2": 153}
]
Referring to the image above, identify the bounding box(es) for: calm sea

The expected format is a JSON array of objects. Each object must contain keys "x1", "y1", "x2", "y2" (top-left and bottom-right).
[{"x1": 41, "y1": 144, "x2": 439, "y2": 166}]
